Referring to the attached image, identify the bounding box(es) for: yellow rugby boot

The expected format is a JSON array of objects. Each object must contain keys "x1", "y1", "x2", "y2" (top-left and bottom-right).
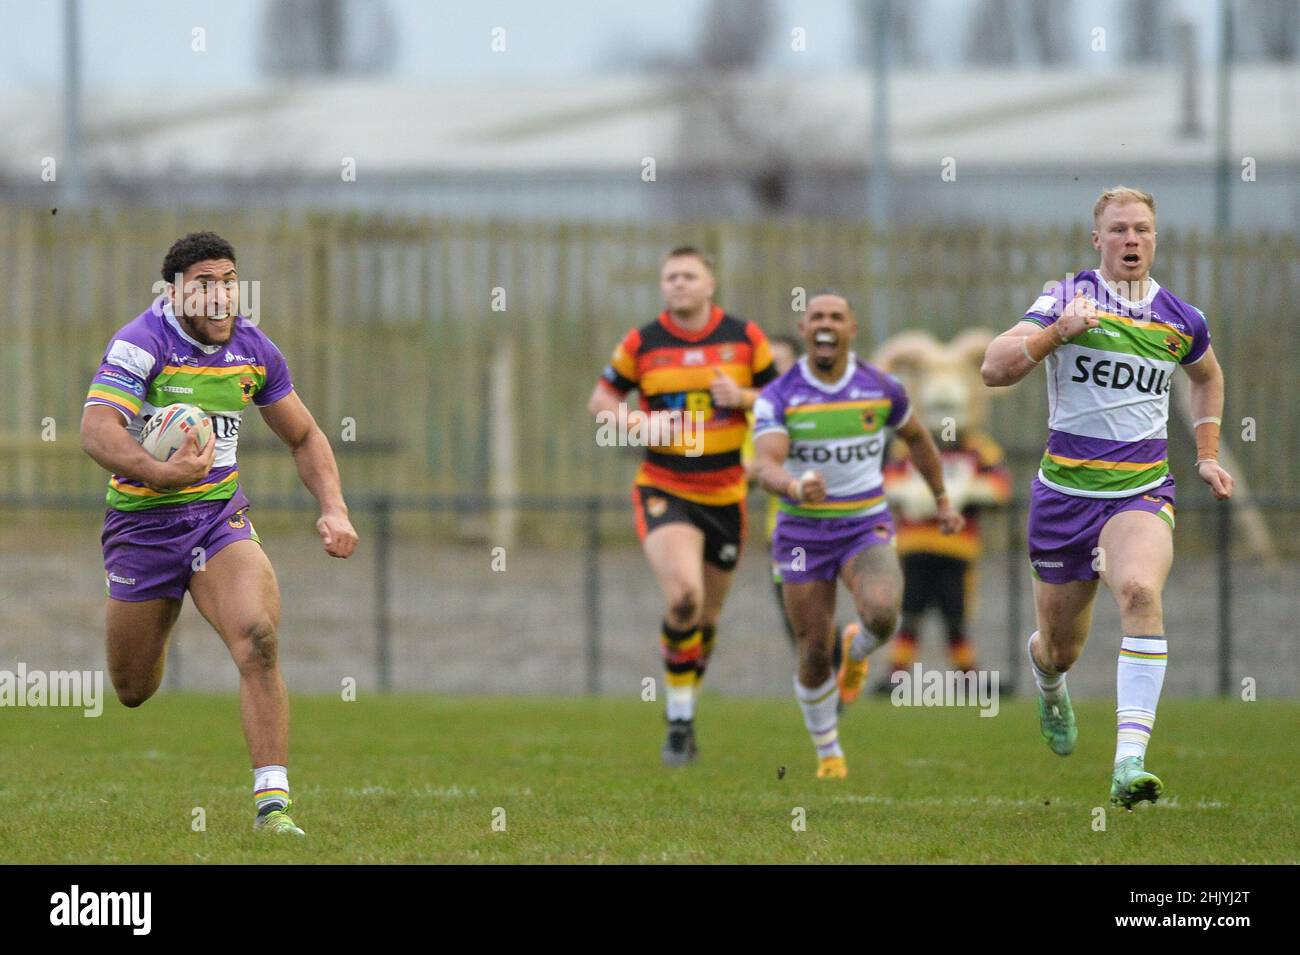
[
  {"x1": 816, "y1": 755, "x2": 848, "y2": 780},
  {"x1": 836, "y1": 623, "x2": 869, "y2": 706}
]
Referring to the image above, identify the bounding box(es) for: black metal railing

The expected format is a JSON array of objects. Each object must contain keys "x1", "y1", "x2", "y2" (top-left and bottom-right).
[{"x1": 9, "y1": 492, "x2": 1292, "y2": 698}]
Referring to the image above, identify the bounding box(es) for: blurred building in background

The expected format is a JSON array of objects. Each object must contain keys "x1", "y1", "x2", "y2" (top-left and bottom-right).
[
  {"x1": 2, "y1": 66, "x2": 1297, "y2": 228},
  {"x1": 2, "y1": 0, "x2": 1298, "y2": 228}
]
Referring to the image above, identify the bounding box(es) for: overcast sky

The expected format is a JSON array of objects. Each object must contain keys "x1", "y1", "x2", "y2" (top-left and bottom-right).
[{"x1": 0, "y1": 0, "x2": 1225, "y2": 91}]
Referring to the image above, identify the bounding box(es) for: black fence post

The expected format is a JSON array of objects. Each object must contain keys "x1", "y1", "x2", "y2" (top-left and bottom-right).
[
  {"x1": 1006, "y1": 496, "x2": 1022, "y2": 695},
  {"x1": 374, "y1": 497, "x2": 393, "y2": 693},
  {"x1": 1217, "y1": 498, "x2": 1233, "y2": 698},
  {"x1": 584, "y1": 496, "x2": 602, "y2": 696}
]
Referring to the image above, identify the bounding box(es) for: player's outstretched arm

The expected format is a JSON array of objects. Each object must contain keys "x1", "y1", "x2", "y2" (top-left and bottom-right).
[
  {"x1": 259, "y1": 392, "x2": 358, "y2": 558},
  {"x1": 1183, "y1": 345, "x2": 1234, "y2": 500},
  {"x1": 895, "y1": 413, "x2": 964, "y2": 534},
  {"x1": 80, "y1": 404, "x2": 214, "y2": 491},
  {"x1": 982, "y1": 292, "x2": 1100, "y2": 387}
]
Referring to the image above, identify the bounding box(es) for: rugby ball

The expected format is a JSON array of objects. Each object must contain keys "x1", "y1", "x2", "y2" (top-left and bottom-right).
[{"x1": 138, "y1": 403, "x2": 212, "y2": 462}]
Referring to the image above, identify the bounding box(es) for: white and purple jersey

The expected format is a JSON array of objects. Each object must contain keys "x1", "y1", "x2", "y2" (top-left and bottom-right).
[
  {"x1": 753, "y1": 354, "x2": 912, "y2": 520},
  {"x1": 84, "y1": 296, "x2": 294, "y2": 511},
  {"x1": 1022, "y1": 270, "x2": 1210, "y2": 498}
]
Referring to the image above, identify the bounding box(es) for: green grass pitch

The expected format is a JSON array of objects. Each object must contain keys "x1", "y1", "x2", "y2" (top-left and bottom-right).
[{"x1": 2, "y1": 695, "x2": 1295, "y2": 863}]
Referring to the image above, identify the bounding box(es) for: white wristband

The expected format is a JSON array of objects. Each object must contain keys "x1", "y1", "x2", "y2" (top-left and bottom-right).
[
  {"x1": 1021, "y1": 337, "x2": 1040, "y2": 365},
  {"x1": 793, "y1": 469, "x2": 815, "y2": 502},
  {"x1": 1193, "y1": 416, "x2": 1222, "y2": 428}
]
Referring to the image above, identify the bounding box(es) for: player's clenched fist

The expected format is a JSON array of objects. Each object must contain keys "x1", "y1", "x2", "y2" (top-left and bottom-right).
[
  {"x1": 316, "y1": 509, "x2": 358, "y2": 558},
  {"x1": 1056, "y1": 290, "x2": 1101, "y2": 340},
  {"x1": 788, "y1": 469, "x2": 827, "y2": 504},
  {"x1": 935, "y1": 497, "x2": 966, "y2": 534},
  {"x1": 1197, "y1": 460, "x2": 1234, "y2": 500},
  {"x1": 710, "y1": 367, "x2": 744, "y2": 409}
]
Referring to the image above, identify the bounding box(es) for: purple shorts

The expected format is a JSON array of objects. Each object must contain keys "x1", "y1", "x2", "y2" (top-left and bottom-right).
[
  {"x1": 101, "y1": 489, "x2": 261, "y2": 602},
  {"x1": 1027, "y1": 475, "x2": 1176, "y2": 584},
  {"x1": 771, "y1": 511, "x2": 896, "y2": 585}
]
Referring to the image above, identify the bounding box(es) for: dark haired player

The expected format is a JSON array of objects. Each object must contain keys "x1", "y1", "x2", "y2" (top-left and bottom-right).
[
  {"x1": 752, "y1": 291, "x2": 962, "y2": 779},
  {"x1": 81, "y1": 231, "x2": 358, "y2": 835}
]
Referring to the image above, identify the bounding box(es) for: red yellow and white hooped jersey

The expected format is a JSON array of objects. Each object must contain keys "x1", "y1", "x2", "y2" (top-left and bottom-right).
[{"x1": 599, "y1": 306, "x2": 776, "y2": 507}]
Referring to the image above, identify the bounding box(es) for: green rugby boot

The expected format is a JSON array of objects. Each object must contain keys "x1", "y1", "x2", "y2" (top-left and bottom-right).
[
  {"x1": 1110, "y1": 756, "x2": 1163, "y2": 810},
  {"x1": 254, "y1": 800, "x2": 305, "y2": 836},
  {"x1": 1036, "y1": 687, "x2": 1078, "y2": 756}
]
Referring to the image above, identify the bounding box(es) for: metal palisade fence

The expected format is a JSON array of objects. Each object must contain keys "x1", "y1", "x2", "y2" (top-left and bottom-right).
[{"x1": 1, "y1": 206, "x2": 1297, "y2": 547}]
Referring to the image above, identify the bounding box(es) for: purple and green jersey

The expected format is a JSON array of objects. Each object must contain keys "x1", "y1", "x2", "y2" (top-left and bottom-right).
[
  {"x1": 84, "y1": 296, "x2": 294, "y2": 511},
  {"x1": 752, "y1": 355, "x2": 912, "y2": 520},
  {"x1": 1022, "y1": 270, "x2": 1210, "y2": 499}
]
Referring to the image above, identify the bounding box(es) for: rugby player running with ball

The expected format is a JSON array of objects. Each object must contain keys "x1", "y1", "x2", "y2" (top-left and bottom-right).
[{"x1": 81, "y1": 232, "x2": 358, "y2": 836}]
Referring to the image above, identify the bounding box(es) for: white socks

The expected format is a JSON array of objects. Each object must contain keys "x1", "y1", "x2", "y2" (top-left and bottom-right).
[
  {"x1": 794, "y1": 674, "x2": 843, "y2": 760},
  {"x1": 1027, "y1": 631, "x2": 1066, "y2": 704},
  {"x1": 1115, "y1": 636, "x2": 1168, "y2": 764},
  {"x1": 253, "y1": 764, "x2": 290, "y2": 814},
  {"x1": 666, "y1": 685, "x2": 695, "y2": 722},
  {"x1": 847, "y1": 625, "x2": 881, "y2": 662}
]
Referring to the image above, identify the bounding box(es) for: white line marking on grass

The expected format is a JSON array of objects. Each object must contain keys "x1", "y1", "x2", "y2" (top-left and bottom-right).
[
  {"x1": 831, "y1": 795, "x2": 1078, "y2": 809},
  {"x1": 902, "y1": 758, "x2": 969, "y2": 770},
  {"x1": 830, "y1": 794, "x2": 1227, "y2": 810}
]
